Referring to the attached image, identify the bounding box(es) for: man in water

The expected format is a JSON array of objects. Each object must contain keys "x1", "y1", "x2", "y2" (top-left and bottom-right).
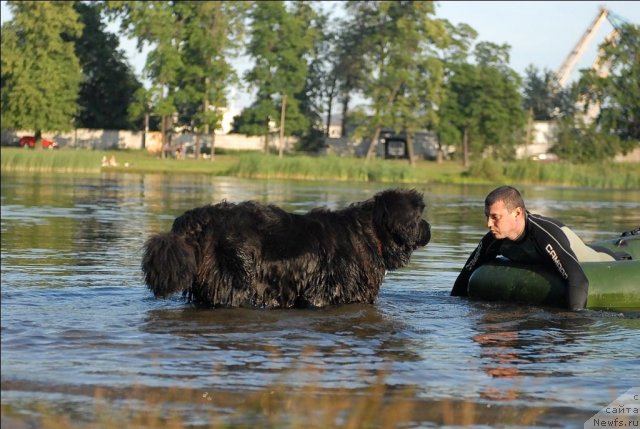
[{"x1": 450, "y1": 185, "x2": 617, "y2": 310}]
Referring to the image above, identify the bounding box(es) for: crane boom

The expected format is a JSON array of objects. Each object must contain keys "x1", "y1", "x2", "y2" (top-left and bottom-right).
[
  {"x1": 592, "y1": 28, "x2": 619, "y2": 78},
  {"x1": 555, "y1": 7, "x2": 609, "y2": 87}
]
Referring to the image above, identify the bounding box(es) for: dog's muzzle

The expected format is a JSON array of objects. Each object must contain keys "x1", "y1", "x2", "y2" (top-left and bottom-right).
[{"x1": 417, "y1": 220, "x2": 431, "y2": 247}]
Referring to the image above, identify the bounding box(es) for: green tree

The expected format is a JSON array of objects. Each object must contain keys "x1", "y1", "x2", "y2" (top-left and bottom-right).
[
  {"x1": 342, "y1": 1, "x2": 448, "y2": 165},
  {"x1": 295, "y1": 4, "x2": 332, "y2": 152},
  {"x1": 306, "y1": 14, "x2": 338, "y2": 143},
  {"x1": 1, "y1": 1, "x2": 83, "y2": 147},
  {"x1": 438, "y1": 62, "x2": 480, "y2": 167},
  {"x1": 439, "y1": 41, "x2": 525, "y2": 166},
  {"x1": 522, "y1": 65, "x2": 576, "y2": 121},
  {"x1": 474, "y1": 43, "x2": 526, "y2": 160},
  {"x1": 235, "y1": 1, "x2": 317, "y2": 155},
  {"x1": 380, "y1": 2, "x2": 449, "y2": 165},
  {"x1": 128, "y1": 87, "x2": 160, "y2": 149},
  {"x1": 331, "y1": 12, "x2": 368, "y2": 139},
  {"x1": 106, "y1": 1, "x2": 183, "y2": 152},
  {"x1": 172, "y1": 1, "x2": 249, "y2": 159},
  {"x1": 553, "y1": 116, "x2": 623, "y2": 163},
  {"x1": 441, "y1": 21, "x2": 477, "y2": 64},
  {"x1": 72, "y1": 1, "x2": 142, "y2": 130},
  {"x1": 435, "y1": 21, "x2": 476, "y2": 162}
]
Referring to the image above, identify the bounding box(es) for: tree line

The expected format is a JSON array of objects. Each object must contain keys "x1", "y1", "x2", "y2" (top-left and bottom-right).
[{"x1": 1, "y1": 1, "x2": 638, "y2": 163}]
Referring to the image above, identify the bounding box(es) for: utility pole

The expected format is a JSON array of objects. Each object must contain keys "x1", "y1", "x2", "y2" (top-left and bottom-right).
[
  {"x1": 525, "y1": 107, "x2": 533, "y2": 158},
  {"x1": 462, "y1": 126, "x2": 469, "y2": 168},
  {"x1": 143, "y1": 108, "x2": 149, "y2": 150},
  {"x1": 279, "y1": 95, "x2": 287, "y2": 158}
]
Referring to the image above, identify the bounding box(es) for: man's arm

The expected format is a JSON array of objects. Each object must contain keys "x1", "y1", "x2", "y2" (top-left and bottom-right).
[
  {"x1": 451, "y1": 233, "x2": 496, "y2": 296},
  {"x1": 528, "y1": 215, "x2": 589, "y2": 310}
]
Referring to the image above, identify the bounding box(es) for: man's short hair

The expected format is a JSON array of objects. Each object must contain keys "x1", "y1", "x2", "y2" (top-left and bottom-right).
[{"x1": 485, "y1": 185, "x2": 525, "y2": 212}]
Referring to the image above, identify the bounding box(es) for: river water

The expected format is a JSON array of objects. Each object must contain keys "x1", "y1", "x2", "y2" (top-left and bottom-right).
[{"x1": 1, "y1": 172, "x2": 639, "y2": 428}]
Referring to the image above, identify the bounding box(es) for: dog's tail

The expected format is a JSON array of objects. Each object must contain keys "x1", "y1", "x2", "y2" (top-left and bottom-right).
[{"x1": 142, "y1": 232, "x2": 197, "y2": 298}]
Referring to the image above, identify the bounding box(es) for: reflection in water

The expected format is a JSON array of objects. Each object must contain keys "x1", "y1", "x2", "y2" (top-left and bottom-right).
[
  {"x1": 470, "y1": 305, "x2": 616, "y2": 402},
  {"x1": 2, "y1": 172, "x2": 640, "y2": 427},
  {"x1": 139, "y1": 304, "x2": 423, "y2": 390},
  {"x1": 473, "y1": 309, "x2": 542, "y2": 401}
]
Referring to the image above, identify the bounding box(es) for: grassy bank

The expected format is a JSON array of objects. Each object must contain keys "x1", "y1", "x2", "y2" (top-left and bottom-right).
[
  {"x1": 2, "y1": 147, "x2": 638, "y2": 189},
  {"x1": 229, "y1": 152, "x2": 484, "y2": 185},
  {"x1": 469, "y1": 157, "x2": 640, "y2": 189},
  {"x1": 1, "y1": 147, "x2": 105, "y2": 173},
  {"x1": 229, "y1": 152, "x2": 429, "y2": 183},
  {"x1": 0, "y1": 147, "x2": 237, "y2": 175}
]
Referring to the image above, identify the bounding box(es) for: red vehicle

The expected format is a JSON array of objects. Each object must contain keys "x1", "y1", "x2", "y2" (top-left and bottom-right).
[{"x1": 19, "y1": 136, "x2": 59, "y2": 149}]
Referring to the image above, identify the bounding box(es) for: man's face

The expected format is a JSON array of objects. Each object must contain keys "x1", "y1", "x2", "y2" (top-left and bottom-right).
[{"x1": 484, "y1": 200, "x2": 523, "y2": 240}]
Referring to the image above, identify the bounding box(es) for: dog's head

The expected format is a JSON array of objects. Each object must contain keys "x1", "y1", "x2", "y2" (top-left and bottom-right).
[{"x1": 373, "y1": 188, "x2": 431, "y2": 269}]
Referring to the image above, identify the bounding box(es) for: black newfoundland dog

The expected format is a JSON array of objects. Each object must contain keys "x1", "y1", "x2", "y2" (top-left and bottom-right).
[{"x1": 142, "y1": 188, "x2": 431, "y2": 308}]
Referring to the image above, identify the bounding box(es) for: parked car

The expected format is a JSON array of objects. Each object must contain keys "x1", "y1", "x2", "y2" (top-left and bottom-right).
[{"x1": 19, "y1": 136, "x2": 59, "y2": 149}]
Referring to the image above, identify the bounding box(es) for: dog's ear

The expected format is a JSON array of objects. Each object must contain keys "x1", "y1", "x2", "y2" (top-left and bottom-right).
[
  {"x1": 374, "y1": 189, "x2": 425, "y2": 228},
  {"x1": 372, "y1": 189, "x2": 430, "y2": 269}
]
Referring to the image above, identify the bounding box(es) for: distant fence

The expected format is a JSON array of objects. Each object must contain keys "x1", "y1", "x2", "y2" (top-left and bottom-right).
[
  {"x1": 1, "y1": 129, "x2": 295, "y2": 153},
  {"x1": 1, "y1": 128, "x2": 145, "y2": 150},
  {"x1": 3, "y1": 128, "x2": 638, "y2": 162}
]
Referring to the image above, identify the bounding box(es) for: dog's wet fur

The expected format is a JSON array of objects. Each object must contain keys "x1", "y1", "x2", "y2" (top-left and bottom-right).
[{"x1": 142, "y1": 189, "x2": 431, "y2": 308}]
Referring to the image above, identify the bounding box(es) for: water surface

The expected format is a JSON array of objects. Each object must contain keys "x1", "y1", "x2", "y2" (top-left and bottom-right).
[{"x1": 2, "y1": 172, "x2": 639, "y2": 427}]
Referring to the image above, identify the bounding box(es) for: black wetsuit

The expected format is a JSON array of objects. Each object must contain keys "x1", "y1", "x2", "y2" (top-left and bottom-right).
[{"x1": 451, "y1": 212, "x2": 589, "y2": 310}]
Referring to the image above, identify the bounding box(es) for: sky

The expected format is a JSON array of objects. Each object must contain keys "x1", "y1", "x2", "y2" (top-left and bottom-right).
[{"x1": 2, "y1": 1, "x2": 639, "y2": 112}]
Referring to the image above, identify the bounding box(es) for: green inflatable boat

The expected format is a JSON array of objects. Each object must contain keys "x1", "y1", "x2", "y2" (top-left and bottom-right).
[{"x1": 467, "y1": 235, "x2": 640, "y2": 312}]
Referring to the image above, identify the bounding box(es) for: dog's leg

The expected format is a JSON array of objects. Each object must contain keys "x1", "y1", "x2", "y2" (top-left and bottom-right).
[{"x1": 192, "y1": 237, "x2": 257, "y2": 307}]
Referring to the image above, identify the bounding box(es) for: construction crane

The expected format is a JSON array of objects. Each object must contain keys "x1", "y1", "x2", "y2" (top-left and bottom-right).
[
  {"x1": 554, "y1": 6, "x2": 627, "y2": 87},
  {"x1": 525, "y1": 7, "x2": 629, "y2": 156}
]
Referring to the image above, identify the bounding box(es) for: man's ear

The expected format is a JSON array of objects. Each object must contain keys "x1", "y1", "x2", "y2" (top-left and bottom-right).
[{"x1": 513, "y1": 206, "x2": 523, "y2": 218}]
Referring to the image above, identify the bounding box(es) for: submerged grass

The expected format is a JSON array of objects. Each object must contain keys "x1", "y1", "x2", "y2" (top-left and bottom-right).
[
  {"x1": 1, "y1": 372, "x2": 553, "y2": 429},
  {"x1": 2, "y1": 147, "x2": 638, "y2": 189}
]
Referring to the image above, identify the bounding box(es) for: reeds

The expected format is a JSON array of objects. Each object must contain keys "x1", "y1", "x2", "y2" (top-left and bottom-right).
[
  {"x1": 0, "y1": 147, "x2": 240, "y2": 176},
  {"x1": 228, "y1": 153, "x2": 418, "y2": 183},
  {"x1": 471, "y1": 158, "x2": 640, "y2": 189},
  {"x1": 1, "y1": 147, "x2": 103, "y2": 173}
]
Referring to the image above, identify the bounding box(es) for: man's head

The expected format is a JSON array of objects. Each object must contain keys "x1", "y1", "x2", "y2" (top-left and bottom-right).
[{"x1": 484, "y1": 186, "x2": 526, "y2": 240}]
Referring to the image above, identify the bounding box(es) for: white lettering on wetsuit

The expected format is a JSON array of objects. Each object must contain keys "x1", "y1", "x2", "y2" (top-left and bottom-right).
[
  {"x1": 466, "y1": 241, "x2": 482, "y2": 270},
  {"x1": 545, "y1": 244, "x2": 569, "y2": 279}
]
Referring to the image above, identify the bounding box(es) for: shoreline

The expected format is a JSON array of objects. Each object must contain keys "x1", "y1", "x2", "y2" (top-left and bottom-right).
[{"x1": 2, "y1": 148, "x2": 638, "y2": 190}]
